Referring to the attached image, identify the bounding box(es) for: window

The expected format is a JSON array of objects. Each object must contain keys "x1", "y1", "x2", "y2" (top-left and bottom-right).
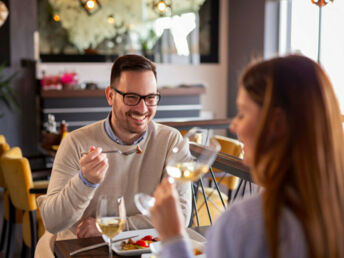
[{"x1": 279, "y1": 0, "x2": 344, "y2": 113}]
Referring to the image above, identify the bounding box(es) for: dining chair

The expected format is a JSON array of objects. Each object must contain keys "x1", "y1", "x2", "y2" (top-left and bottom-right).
[
  {"x1": 0, "y1": 147, "x2": 47, "y2": 258},
  {"x1": 0, "y1": 135, "x2": 24, "y2": 258},
  {"x1": 209, "y1": 135, "x2": 244, "y2": 202}
]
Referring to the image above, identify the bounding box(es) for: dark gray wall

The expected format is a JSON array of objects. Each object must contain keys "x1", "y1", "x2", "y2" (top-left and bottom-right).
[
  {"x1": 0, "y1": 0, "x2": 38, "y2": 155},
  {"x1": 227, "y1": 0, "x2": 266, "y2": 119}
]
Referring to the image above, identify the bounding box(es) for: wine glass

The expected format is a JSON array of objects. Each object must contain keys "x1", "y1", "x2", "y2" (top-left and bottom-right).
[
  {"x1": 96, "y1": 195, "x2": 126, "y2": 258},
  {"x1": 135, "y1": 127, "x2": 221, "y2": 216}
]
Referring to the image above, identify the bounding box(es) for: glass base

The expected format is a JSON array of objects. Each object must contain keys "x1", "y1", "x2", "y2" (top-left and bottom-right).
[{"x1": 134, "y1": 193, "x2": 156, "y2": 216}]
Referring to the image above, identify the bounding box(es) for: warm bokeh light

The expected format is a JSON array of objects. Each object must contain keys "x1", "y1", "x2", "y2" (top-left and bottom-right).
[
  {"x1": 311, "y1": 0, "x2": 331, "y2": 7},
  {"x1": 86, "y1": 0, "x2": 96, "y2": 10},
  {"x1": 53, "y1": 14, "x2": 60, "y2": 22},
  {"x1": 107, "y1": 15, "x2": 115, "y2": 24},
  {"x1": 157, "y1": 1, "x2": 167, "y2": 12}
]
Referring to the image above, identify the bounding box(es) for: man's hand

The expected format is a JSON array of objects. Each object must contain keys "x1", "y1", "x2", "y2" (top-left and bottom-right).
[
  {"x1": 76, "y1": 217, "x2": 101, "y2": 238},
  {"x1": 80, "y1": 146, "x2": 109, "y2": 184},
  {"x1": 150, "y1": 178, "x2": 186, "y2": 241}
]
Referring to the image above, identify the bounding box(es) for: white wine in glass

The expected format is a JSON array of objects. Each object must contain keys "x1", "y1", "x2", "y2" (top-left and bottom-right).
[
  {"x1": 96, "y1": 196, "x2": 126, "y2": 258},
  {"x1": 135, "y1": 127, "x2": 220, "y2": 216},
  {"x1": 166, "y1": 161, "x2": 209, "y2": 182}
]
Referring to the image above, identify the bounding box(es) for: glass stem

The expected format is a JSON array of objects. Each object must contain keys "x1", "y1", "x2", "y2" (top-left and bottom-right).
[{"x1": 108, "y1": 239, "x2": 113, "y2": 258}]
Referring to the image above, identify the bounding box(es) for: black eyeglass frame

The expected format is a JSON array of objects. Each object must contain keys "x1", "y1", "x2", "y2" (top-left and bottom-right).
[{"x1": 112, "y1": 88, "x2": 161, "y2": 106}]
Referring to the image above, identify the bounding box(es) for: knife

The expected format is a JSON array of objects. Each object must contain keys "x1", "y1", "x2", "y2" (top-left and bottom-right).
[{"x1": 69, "y1": 234, "x2": 139, "y2": 256}]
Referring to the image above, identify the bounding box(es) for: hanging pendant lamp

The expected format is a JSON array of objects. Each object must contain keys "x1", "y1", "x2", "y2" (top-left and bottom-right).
[{"x1": 0, "y1": 1, "x2": 9, "y2": 27}]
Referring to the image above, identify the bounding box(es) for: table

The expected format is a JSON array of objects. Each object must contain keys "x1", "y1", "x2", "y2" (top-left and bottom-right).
[{"x1": 54, "y1": 227, "x2": 208, "y2": 258}]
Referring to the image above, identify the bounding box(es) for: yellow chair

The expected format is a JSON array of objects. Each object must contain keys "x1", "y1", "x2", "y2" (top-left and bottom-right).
[
  {"x1": 1, "y1": 147, "x2": 46, "y2": 258},
  {"x1": 210, "y1": 135, "x2": 243, "y2": 200},
  {"x1": 191, "y1": 135, "x2": 243, "y2": 226},
  {"x1": 0, "y1": 135, "x2": 24, "y2": 257}
]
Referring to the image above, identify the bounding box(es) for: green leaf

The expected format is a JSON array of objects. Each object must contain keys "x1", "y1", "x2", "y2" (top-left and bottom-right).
[{"x1": 0, "y1": 63, "x2": 20, "y2": 116}]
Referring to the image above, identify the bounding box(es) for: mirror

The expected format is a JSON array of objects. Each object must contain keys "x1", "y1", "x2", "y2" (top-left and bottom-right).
[{"x1": 38, "y1": 0, "x2": 219, "y2": 64}]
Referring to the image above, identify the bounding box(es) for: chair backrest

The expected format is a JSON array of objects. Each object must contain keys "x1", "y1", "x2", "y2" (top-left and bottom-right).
[
  {"x1": 0, "y1": 147, "x2": 37, "y2": 211},
  {"x1": 214, "y1": 135, "x2": 243, "y2": 159},
  {"x1": 0, "y1": 135, "x2": 10, "y2": 188},
  {"x1": 179, "y1": 130, "x2": 203, "y2": 144},
  {"x1": 0, "y1": 135, "x2": 6, "y2": 144}
]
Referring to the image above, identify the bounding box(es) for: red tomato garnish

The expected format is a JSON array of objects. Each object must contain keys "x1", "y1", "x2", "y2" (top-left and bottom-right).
[
  {"x1": 142, "y1": 235, "x2": 153, "y2": 241},
  {"x1": 135, "y1": 240, "x2": 148, "y2": 248}
]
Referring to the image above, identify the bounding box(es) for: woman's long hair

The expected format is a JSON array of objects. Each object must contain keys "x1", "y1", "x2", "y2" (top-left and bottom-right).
[{"x1": 240, "y1": 55, "x2": 344, "y2": 258}]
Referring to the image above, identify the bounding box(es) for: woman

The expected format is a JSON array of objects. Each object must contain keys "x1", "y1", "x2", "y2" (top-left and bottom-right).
[{"x1": 150, "y1": 55, "x2": 344, "y2": 258}]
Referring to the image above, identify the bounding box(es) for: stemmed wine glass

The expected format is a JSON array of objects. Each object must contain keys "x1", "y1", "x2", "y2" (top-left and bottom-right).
[
  {"x1": 96, "y1": 195, "x2": 126, "y2": 258},
  {"x1": 135, "y1": 127, "x2": 221, "y2": 216}
]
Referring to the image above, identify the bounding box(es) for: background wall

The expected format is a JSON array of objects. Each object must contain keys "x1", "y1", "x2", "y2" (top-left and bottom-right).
[
  {"x1": 227, "y1": 0, "x2": 266, "y2": 120},
  {"x1": 0, "y1": 0, "x2": 38, "y2": 155},
  {"x1": 37, "y1": 0, "x2": 229, "y2": 120},
  {"x1": 1, "y1": 0, "x2": 268, "y2": 155}
]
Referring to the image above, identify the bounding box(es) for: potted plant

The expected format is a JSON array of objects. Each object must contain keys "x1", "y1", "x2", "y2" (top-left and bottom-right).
[{"x1": 0, "y1": 62, "x2": 19, "y2": 118}]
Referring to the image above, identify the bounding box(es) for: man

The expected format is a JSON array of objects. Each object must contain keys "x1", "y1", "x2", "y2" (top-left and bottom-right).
[{"x1": 35, "y1": 55, "x2": 192, "y2": 257}]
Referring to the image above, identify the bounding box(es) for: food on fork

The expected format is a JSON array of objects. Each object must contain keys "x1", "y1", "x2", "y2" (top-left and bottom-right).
[
  {"x1": 194, "y1": 248, "x2": 203, "y2": 255},
  {"x1": 120, "y1": 235, "x2": 158, "y2": 250},
  {"x1": 136, "y1": 145, "x2": 143, "y2": 154}
]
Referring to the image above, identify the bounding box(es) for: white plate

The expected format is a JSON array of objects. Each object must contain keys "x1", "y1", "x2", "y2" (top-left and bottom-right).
[
  {"x1": 112, "y1": 228, "x2": 158, "y2": 256},
  {"x1": 112, "y1": 228, "x2": 206, "y2": 257},
  {"x1": 147, "y1": 239, "x2": 205, "y2": 258}
]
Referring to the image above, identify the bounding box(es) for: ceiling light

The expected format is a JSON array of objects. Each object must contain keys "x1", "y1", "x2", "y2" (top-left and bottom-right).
[
  {"x1": 311, "y1": 0, "x2": 334, "y2": 7},
  {"x1": 0, "y1": 1, "x2": 9, "y2": 27},
  {"x1": 53, "y1": 14, "x2": 60, "y2": 22},
  {"x1": 79, "y1": 0, "x2": 102, "y2": 15},
  {"x1": 107, "y1": 15, "x2": 115, "y2": 24},
  {"x1": 153, "y1": 0, "x2": 171, "y2": 16}
]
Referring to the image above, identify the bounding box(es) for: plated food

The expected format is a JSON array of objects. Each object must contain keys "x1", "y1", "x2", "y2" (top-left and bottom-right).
[{"x1": 121, "y1": 235, "x2": 158, "y2": 250}]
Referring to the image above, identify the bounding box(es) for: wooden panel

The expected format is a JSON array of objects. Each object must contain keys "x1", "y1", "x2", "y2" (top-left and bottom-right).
[{"x1": 40, "y1": 86, "x2": 205, "y2": 98}]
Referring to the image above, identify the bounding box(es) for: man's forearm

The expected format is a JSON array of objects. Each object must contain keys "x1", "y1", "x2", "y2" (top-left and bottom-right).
[{"x1": 37, "y1": 173, "x2": 96, "y2": 233}]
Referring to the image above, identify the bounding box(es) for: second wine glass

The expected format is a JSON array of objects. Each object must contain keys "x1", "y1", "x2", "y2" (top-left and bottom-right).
[
  {"x1": 135, "y1": 127, "x2": 221, "y2": 216},
  {"x1": 96, "y1": 195, "x2": 126, "y2": 258}
]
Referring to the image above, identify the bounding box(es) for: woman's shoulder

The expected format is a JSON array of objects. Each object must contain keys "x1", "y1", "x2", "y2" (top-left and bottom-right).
[
  {"x1": 205, "y1": 193, "x2": 268, "y2": 257},
  {"x1": 218, "y1": 193, "x2": 264, "y2": 231}
]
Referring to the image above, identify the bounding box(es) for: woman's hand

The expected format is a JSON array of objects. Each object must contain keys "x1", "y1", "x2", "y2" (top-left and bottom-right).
[{"x1": 150, "y1": 178, "x2": 187, "y2": 241}]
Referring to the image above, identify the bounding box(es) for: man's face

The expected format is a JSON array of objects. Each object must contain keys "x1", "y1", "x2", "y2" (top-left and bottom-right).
[{"x1": 106, "y1": 70, "x2": 158, "y2": 141}]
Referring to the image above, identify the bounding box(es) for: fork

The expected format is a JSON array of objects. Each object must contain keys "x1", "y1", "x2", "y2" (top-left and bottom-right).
[
  {"x1": 81, "y1": 145, "x2": 142, "y2": 156},
  {"x1": 69, "y1": 234, "x2": 139, "y2": 256}
]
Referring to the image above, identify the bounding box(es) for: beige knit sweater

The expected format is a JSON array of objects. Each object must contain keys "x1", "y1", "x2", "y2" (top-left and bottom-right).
[{"x1": 37, "y1": 120, "x2": 191, "y2": 241}]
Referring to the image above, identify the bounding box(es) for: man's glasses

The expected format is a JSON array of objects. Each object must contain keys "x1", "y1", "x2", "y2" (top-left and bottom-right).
[{"x1": 113, "y1": 88, "x2": 161, "y2": 106}]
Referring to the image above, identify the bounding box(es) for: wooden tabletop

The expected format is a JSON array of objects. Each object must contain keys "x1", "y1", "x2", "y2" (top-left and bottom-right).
[
  {"x1": 190, "y1": 143, "x2": 251, "y2": 182},
  {"x1": 54, "y1": 227, "x2": 208, "y2": 258}
]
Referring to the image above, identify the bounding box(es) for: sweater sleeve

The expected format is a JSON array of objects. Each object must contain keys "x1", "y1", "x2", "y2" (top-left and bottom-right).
[
  {"x1": 161, "y1": 236, "x2": 194, "y2": 258},
  {"x1": 37, "y1": 133, "x2": 97, "y2": 234}
]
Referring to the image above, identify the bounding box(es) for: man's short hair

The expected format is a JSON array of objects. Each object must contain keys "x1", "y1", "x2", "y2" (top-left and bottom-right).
[{"x1": 110, "y1": 54, "x2": 157, "y2": 87}]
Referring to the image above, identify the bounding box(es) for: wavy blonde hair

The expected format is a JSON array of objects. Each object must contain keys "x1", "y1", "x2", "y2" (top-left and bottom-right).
[{"x1": 240, "y1": 55, "x2": 344, "y2": 258}]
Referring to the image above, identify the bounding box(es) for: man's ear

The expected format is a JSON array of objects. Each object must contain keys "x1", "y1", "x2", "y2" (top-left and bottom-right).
[{"x1": 105, "y1": 86, "x2": 114, "y2": 106}]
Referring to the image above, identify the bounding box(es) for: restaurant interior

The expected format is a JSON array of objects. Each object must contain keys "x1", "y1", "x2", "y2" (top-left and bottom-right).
[{"x1": 0, "y1": 0, "x2": 344, "y2": 257}]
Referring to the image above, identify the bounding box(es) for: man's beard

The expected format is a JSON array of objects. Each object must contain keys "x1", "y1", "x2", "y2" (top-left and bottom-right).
[{"x1": 114, "y1": 109, "x2": 153, "y2": 134}]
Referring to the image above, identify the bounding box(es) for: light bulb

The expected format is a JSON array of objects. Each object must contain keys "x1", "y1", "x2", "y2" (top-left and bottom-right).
[
  {"x1": 86, "y1": 0, "x2": 96, "y2": 10},
  {"x1": 53, "y1": 14, "x2": 60, "y2": 22},
  {"x1": 107, "y1": 15, "x2": 115, "y2": 24},
  {"x1": 157, "y1": 1, "x2": 167, "y2": 12}
]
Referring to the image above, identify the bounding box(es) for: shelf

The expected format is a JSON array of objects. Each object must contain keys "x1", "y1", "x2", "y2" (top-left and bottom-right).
[{"x1": 40, "y1": 87, "x2": 206, "y2": 99}]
